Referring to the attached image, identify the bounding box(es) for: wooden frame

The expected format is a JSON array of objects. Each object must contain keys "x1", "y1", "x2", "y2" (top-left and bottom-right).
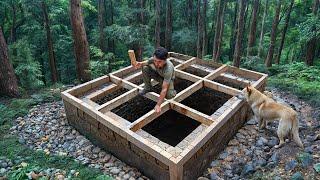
[{"x1": 62, "y1": 52, "x2": 268, "y2": 180}]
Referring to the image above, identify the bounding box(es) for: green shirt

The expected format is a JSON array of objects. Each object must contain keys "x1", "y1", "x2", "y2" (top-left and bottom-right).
[{"x1": 147, "y1": 58, "x2": 175, "y2": 83}]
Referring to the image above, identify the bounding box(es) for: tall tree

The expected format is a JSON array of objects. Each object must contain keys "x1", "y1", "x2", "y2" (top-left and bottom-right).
[
  {"x1": 155, "y1": 0, "x2": 160, "y2": 47},
  {"x1": 165, "y1": 0, "x2": 172, "y2": 51},
  {"x1": 265, "y1": 0, "x2": 281, "y2": 67},
  {"x1": 229, "y1": 2, "x2": 238, "y2": 60},
  {"x1": 275, "y1": 0, "x2": 294, "y2": 64},
  {"x1": 42, "y1": 1, "x2": 58, "y2": 83},
  {"x1": 70, "y1": 0, "x2": 91, "y2": 82},
  {"x1": 212, "y1": 0, "x2": 225, "y2": 61},
  {"x1": 188, "y1": 0, "x2": 193, "y2": 25},
  {"x1": 0, "y1": 27, "x2": 19, "y2": 97},
  {"x1": 305, "y1": 0, "x2": 319, "y2": 66},
  {"x1": 107, "y1": 0, "x2": 115, "y2": 53},
  {"x1": 202, "y1": 0, "x2": 208, "y2": 57},
  {"x1": 215, "y1": 3, "x2": 226, "y2": 62},
  {"x1": 233, "y1": 0, "x2": 247, "y2": 67},
  {"x1": 98, "y1": 0, "x2": 107, "y2": 53},
  {"x1": 247, "y1": 0, "x2": 260, "y2": 56},
  {"x1": 197, "y1": 0, "x2": 203, "y2": 58},
  {"x1": 258, "y1": 0, "x2": 268, "y2": 57}
]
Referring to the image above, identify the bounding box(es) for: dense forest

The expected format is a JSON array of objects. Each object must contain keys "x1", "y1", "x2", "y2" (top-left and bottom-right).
[{"x1": 0, "y1": 0, "x2": 319, "y2": 97}]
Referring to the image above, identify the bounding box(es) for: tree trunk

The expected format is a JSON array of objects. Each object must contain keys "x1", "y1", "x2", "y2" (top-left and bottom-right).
[
  {"x1": 247, "y1": 0, "x2": 260, "y2": 56},
  {"x1": 265, "y1": 0, "x2": 281, "y2": 67},
  {"x1": 258, "y1": 0, "x2": 268, "y2": 57},
  {"x1": 0, "y1": 27, "x2": 19, "y2": 97},
  {"x1": 229, "y1": 2, "x2": 238, "y2": 60},
  {"x1": 197, "y1": 0, "x2": 203, "y2": 58},
  {"x1": 215, "y1": 3, "x2": 226, "y2": 62},
  {"x1": 212, "y1": 0, "x2": 224, "y2": 61},
  {"x1": 275, "y1": 0, "x2": 294, "y2": 64},
  {"x1": 233, "y1": 0, "x2": 247, "y2": 67},
  {"x1": 70, "y1": 0, "x2": 91, "y2": 82},
  {"x1": 165, "y1": 0, "x2": 172, "y2": 51},
  {"x1": 107, "y1": 0, "x2": 115, "y2": 54},
  {"x1": 42, "y1": 1, "x2": 59, "y2": 83},
  {"x1": 202, "y1": 0, "x2": 208, "y2": 57},
  {"x1": 98, "y1": 0, "x2": 107, "y2": 53},
  {"x1": 155, "y1": 0, "x2": 161, "y2": 48},
  {"x1": 305, "y1": 0, "x2": 319, "y2": 66},
  {"x1": 188, "y1": 0, "x2": 193, "y2": 26}
]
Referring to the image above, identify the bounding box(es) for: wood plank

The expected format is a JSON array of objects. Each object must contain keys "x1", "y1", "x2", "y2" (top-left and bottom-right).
[
  {"x1": 87, "y1": 84, "x2": 119, "y2": 101},
  {"x1": 109, "y1": 74, "x2": 137, "y2": 90},
  {"x1": 110, "y1": 65, "x2": 135, "y2": 78},
  {"x1": 204, "y1": 65, "x2": 228, "y2": 80},
  {"x1": 203, "y1": 79, "x2": 242, "y2": 96},
  {"x1": 169, "y1": 164, "x2": 183, "y2": 180},
  {"x1": 253, "y1": 74, "x2": 268, "y2": 89},
  {"x1": 128, "y1": 50, "x2": 137, "y2": 66},
  {"x1": 175, "y1": 69, "x2": 202, "y2": 82},
  {"x1": 129, "y1": 102, "x2": 170, "y2": 132},
  {"x1": 168, "y1": 52, "x2": 193, "y2": 60},
  {"x1": 173, "y1": 80, "x2": 203, "y2": 102},
  {"x1": 175, "y1": 57, "x2": 197, "y2": 70},
  {"x1": 195, "y1": 58, "x2": 222, "y2": 68},
  {"x1": 170, "y1": 101, "x2": 213, "y2": 126},
  {"x1": 105, "y1": 111, "x2": 131, "y2": 127},
  {"x1": 228, "y1": 66, "x2": 264, "y2": 80},
  {"x1": 98, "y1": 88, "x2": 139, "y2": 113}
]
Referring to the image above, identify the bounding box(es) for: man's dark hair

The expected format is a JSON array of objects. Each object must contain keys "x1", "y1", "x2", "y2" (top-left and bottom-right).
[{"x1": 153, "y1": 47, "x2": 168, "y2": 60}]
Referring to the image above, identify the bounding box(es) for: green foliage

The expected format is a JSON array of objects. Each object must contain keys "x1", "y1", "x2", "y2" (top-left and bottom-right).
[
  {"x1": 241, "y1": 56, "x2": 269, "y2": 73},
  {"x1": 172, "y1": 28, "x2": 197, "y2": 56},
  {"x1": 268, "y1": 62, "x2": 320, "y2": 106},
  {"x1": 298, "y1": 14, "x2": 320, "y2": 43},
  {"x1": 9, "y1": 39, "x2": 43, "y2": 89}
]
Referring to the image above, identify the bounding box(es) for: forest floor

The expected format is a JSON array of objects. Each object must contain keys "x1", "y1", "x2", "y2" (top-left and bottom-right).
[{"x1": 0, "y1": 85, "x2": 319, "y2": 180}]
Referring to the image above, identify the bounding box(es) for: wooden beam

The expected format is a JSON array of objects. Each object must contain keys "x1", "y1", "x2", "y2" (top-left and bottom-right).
[
  {"x1": 174, "y1": 80, "x2": 203, "y2": 102},
  {"x1": 228, "y1": 66, "x2": 264, "y2": 80},
  {"x1": 105, "y1": 111, "x2": 131, "y2": 127},
  {"x1": 253, "y1": 74, "x2": 268, "y2": 89},
  {"x1": 87, "y1": 84, "x2": 120, "y2": 101},
  {"x1": 175, "y1": 69, "x2": 202, "y2": 82},
  {"x1": 110, "y1": 65, "x2": 136, "y2": 78},
  {"x1": 128, "y1": 50, "x2": 137, "y2": 66},
  {"x1": 204, "y1": 64, "x2": 228, "y2": 80},
  {"x1": 170, "y1": 101, "x2": 213, "y2": 126},
  {"x1": 98, "y1": 88, "x2": 139, "y2": 113},
  {"x1": 168, "y1": 52, "x2": 193, "y2": 60},
  {"x1": 129, "y1": 102, "x2": 170, "y2": 132},
  {"x1": 203, "y1": 79, "x2": 242, "y2": 96},
  {"x1": 175, "y1": 57, "x2": 197, "y2": 70},
  {"x1": 109, "y1": 74, "x2": 137, "y2": 90},
  {"x1": 196, "y1": 58, "x2": 222, "y2": 69}
]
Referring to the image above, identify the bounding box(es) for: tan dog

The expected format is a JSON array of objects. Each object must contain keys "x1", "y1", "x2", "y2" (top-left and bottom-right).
[{"x1": 238, "y1": 86, "x2": 303, "y2": 148}]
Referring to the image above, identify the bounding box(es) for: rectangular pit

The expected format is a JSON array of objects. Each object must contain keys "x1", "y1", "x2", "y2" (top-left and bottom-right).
[
  {"x1": 142, "y1": 109, "x2": 201, "y2": 147},
  {"x1": 62, "y1": 52, "x2": 267, "y2": 180}
]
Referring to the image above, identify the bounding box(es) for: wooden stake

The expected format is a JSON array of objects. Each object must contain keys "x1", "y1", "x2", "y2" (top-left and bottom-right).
[{"x1": 128, "y1": 50, "x2": 137, "y2": 66}]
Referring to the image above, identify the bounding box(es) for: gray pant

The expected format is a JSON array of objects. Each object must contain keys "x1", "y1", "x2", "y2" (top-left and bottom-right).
[{"x1": 142, "y1": 66, "x2": 176, "y2": 99}]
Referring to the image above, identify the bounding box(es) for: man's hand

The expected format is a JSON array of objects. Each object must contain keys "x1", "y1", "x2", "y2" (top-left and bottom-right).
[
  {"x1": 154, "y1": 104, "x2": 161, "y2": 113},
  {"x1": 134, "y1": 62, "x2": 142, "y2": 69}
]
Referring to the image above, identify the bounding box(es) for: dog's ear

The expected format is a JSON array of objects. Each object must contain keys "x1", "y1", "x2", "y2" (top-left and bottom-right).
[{"x1": 246, "y1": 86, "x2": 252, "y2": 96}]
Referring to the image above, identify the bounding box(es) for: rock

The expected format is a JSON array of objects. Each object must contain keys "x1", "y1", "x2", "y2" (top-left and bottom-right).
[
  {"x1": 0, "y1": 162, "x2": 7, "y2": 168},
  {"x1": 285, "y1": 160, "x2": 297, "y2": 171},
  {"x1": 255, "y1": 159, "x2": 267, "y2": 167},
  {"x1": 297, "y1": 153, "x2": 313, "y2": 168},
  {"x1": 0, "y1": 168, "x2": 6, "y2": 174},
  {"x1": 246, "y1": 118, "x2": 257, "y2": 125},
  {"x1": 210, "y1": 160, "x2": 219, "y2": 167},
  {"x1": 290, "y1": 172, "x2": 304, "y2": 180},
  {"x1": 267, "y1": 137, "x2": 278, "y2": 148},
  {"x1": 241, "y1": 164, "x2": 255, "y2": 176},
  {"x1": 313, "y1": 163, "x2": 320, "y2": 173},
  {"x1": 256, "y1": 137, "x2": 268, "y2": 146},
  {"x1": 122, "y1": 173, "x2": 131, "y2": 179},
  {"x1": 314, "y1": 134, "x2": 320, "y2": 141},
  {"x1": 218, "y1": 152, "x2": 228, "y2": 160},
  {"x1": 197, "y1": 177, "x2": 209, "y2": 180},
  {"x1": 110, "y1": 167, "x2": 121, "y2": 175},
  {"x1": 271, "y1": 153, "x2": 280, "y2": 165},
  {"x1": 210, "y1": 172, "x2": 221, "y2": 180}
]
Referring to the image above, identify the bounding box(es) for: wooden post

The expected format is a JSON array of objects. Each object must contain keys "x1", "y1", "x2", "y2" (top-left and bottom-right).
[{"x1": 128, "y1": 50, "x2": 137, "y2": 66}]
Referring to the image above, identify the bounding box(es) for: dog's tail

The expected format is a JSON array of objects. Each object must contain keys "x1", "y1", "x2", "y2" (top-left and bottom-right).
[{"x1": 291, "y1": 113, "x2": 304, "y2": 148}]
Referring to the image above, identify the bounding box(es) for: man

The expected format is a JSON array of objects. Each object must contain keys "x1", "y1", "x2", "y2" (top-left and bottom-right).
[{"x1": 134, "y1": 47, "x2": 176, "y2": 113}]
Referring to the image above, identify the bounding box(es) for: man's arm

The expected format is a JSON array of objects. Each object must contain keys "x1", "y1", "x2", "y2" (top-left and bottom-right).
[{"x1": 154, "y1": 81, "x2": 169, "y2": 113}]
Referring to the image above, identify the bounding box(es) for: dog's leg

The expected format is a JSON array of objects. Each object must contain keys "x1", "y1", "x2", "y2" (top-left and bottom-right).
[
  {"x1": 275, "y1": 121, "x2": 286, "y2": 148},
  {"x1": 261, "y1": 118, "x2": 266, "y2": 129}
]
